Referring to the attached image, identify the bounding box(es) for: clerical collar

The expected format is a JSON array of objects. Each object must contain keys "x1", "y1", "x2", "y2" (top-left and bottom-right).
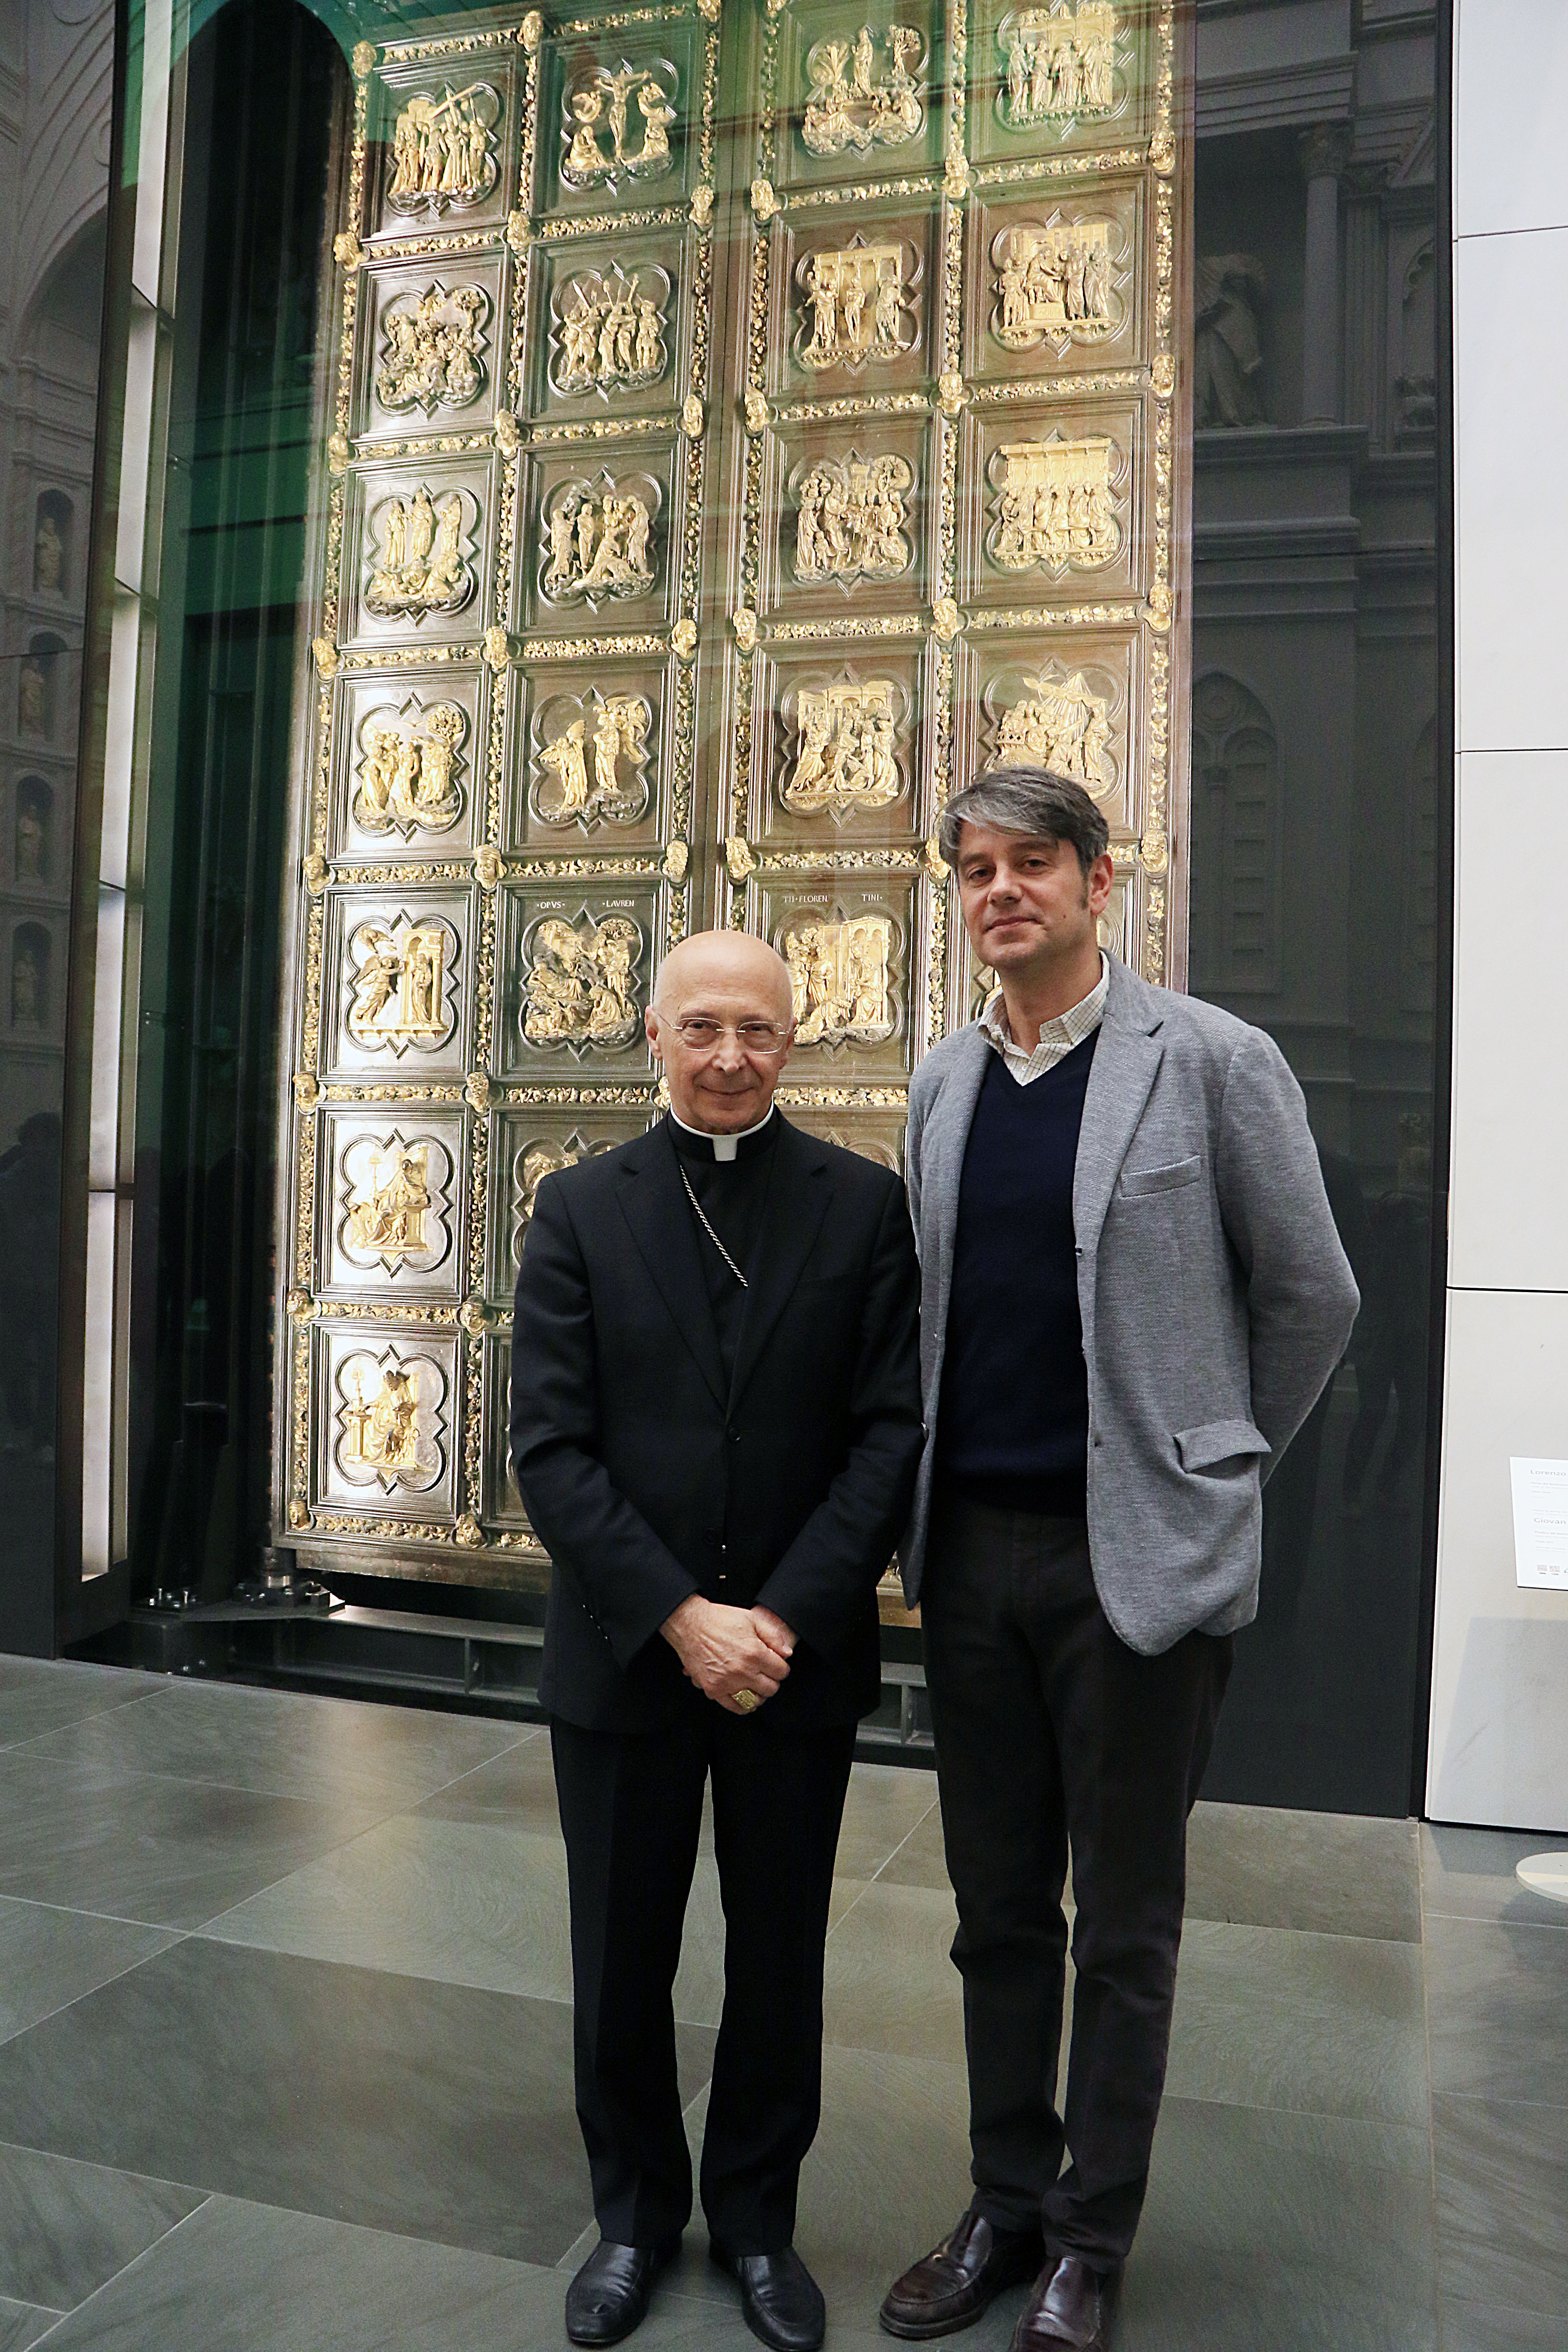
[{"x1": 666, "y1": 1105, "x2": 777, "y2": 1165}]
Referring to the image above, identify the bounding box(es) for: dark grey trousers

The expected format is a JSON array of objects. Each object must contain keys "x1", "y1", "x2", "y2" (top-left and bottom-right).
[{"x1": 920, "y1": 1489, "x2": 1232, "y2": 2269}]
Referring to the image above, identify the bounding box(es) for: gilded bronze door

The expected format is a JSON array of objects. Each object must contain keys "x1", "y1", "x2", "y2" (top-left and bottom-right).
[{"x1": 276, "y1": 0, "x2": 1191, "y2": 1593}]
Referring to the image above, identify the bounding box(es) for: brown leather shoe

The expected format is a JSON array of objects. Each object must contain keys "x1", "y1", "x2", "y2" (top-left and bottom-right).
[
  {"x1": 1008, "y1": 2257, "x2": 1106, "y2": 2351},
  {"x1": 880, "y1": 2208, "x2": 1044, "y2": 2340}
]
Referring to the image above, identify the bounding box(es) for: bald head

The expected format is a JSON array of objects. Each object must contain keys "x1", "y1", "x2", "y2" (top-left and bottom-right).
[
  {"x1": 652, "y1": 929, "x2": 793, "y2": 1024},
  {"x1": 647, "y1": 930, "x2": 796, "y2": 1133}
]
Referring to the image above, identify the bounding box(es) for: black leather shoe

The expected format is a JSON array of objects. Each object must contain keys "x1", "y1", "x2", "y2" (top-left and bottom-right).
[
  {"x1": 565, "y1": 2239, "x2": 677, "y2": 2346},
  {"x1": 1009, "y1": 2257, "x2": 1107, "y2": 2352},
  {"x1": 711, "y1": 2242, "x2": 827, "y2": 2352},
  {"x1": 880, "y1": 2208, "x2": 1045, "y2": 2339}
]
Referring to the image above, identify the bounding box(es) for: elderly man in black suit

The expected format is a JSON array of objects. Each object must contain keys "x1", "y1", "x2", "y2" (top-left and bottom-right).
[{"x1": 511, "y1": 929, "x2": 923, "y2": 2352}]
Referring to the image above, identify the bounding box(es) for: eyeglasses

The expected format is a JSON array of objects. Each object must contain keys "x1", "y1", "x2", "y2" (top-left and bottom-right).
[{"x1": 665, "y1": 1017, "x2": 792, "y2": 1057}]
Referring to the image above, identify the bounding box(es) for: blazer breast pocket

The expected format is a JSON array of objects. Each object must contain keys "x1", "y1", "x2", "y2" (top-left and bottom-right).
[{"x1": 1119, "y1": 1153, "x2": 1202, "y2": 1198}]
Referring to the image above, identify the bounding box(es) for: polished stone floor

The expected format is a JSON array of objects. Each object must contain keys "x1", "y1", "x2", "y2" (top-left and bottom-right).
[{"x1": 0, "y1": 1660, "x2": 1555, "y2": 2349}]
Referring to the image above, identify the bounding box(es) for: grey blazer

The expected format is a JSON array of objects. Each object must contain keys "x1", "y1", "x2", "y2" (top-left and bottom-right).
[{"x1": 901, "y1": 957, "x2": 1360, "y2": 1654}]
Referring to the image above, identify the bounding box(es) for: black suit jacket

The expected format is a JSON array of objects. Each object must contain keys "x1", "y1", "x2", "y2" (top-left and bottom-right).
[{"x1": 509, "y1": 1115, "x2": 924, "y2": 1734}]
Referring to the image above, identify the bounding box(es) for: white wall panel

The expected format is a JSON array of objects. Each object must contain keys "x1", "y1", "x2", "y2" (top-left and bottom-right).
[
  {"x1": 1449, "y1": 749, "x2": 1568, "y2": 1292},
  {"x1": 1429, "y1": 1288, "x2": 1568, "y2": 1830},
  {"x1": 1454, "y1": 0, "x2": 1568, "y2": 238}
]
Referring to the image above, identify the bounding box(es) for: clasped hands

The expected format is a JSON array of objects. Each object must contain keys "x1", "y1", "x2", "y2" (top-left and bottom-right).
[{"x1": 661, "y1": 1593, "x2": 796, "y2": 1716}]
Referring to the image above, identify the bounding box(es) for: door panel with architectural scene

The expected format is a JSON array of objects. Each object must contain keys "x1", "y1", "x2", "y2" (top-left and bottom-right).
[{"x1": 275, "y1": 0, "x2": 1190, "y2": 1600}]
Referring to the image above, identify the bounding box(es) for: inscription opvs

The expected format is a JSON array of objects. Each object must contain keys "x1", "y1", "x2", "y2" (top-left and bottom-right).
[
  {"x1": 798, "y1": 242, "x2": 914, "y2": 371},
  {"x1": 989, "y1": 438, "x2": 1120, "y2": 574},
  {"x1": 784, "y1": 914, "x2": 895, "y2": 1047},
  {"x1": 387, "y1": 83, "x2": 499, "y2": 217},
  {"x1": 802, "y1": 28, "x2": 924, "y2": 155},
  {"x1": 795, "y1": 454, "x2": 913, "y2": 586},
  {"x1": 376, "y1": 284, "x2": 489, "y2": 415},
  {"x1": 782, "y1": 682, "x2": 901, "y2": 817},
  {"x1": 998, "y1": 6, "x2": 1116, "y2": 129},
  {"x1": 521, "y1": 913, "x2": 642, "y2": 1052}
]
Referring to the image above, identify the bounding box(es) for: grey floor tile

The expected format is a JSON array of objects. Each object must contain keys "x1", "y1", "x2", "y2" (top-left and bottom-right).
[
  {"x1": 1165, "y1": 1918, "x2": 1429, "y2": 2127},
  {"x1": 822, "y1": 1879, "x2": 964, "y2": 2064},
  {"x1": 1140, "y1": 2098, "x2": 1435, "y2": 2319},
  {"x1": 871, "y1": 1799, "x2": 952, "y2": 1892},
  {"x1": 0, "y1": 2141, "x2": 203, "y2": 2310},
  {"x1": 410, "y1": 1729, "x2": 560, "y2": 1832},
  {"x1": 1434, "y1": 2093, "x2": 1568, "y2": 2319},
  {"x1": 1441, "y1": 2297, "x2": 1568, "y2": 2352},
  {"x1": 0, "y1": 1664, "x2": 161, "y2": 1753},
  {"x1": 0, "y1": 1750, "x2": 387, "y2": 1931},
  {"x1": 831, "y1": 1761, "x2": 940, "y2": 1883},
  {"x1": 26, "y1": 2193, "x2": 567, "y2": 2352},
  {"x1": 0, "y1": 1936, "x2": 709, "y2": 2266},
  {"x1": 1426, "y1": 1913, "x2": 1568, "y2": 2106},
  {"x1": 16, "y1": 1682, "x2": 527, "y2": 1813},
  {"x1": 1185, "y1": 1802, "x2": 1422, "y2": 1942},
  {"x1": 1114, "y1": 2257, "x2": 1437, "y2": 2351},
  {"x1": 1423, "y1": 1824, "x2": 1568, "y2": 1935},
  {"x1": 0, "y1": 1901, "x2": 177, "y2": 2047},
  {"x1": 0, "y1": 2300, "x2": 58, "y2": 2352}
]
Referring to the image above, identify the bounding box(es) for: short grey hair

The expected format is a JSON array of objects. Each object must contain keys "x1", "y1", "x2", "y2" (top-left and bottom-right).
[{"x1": 938, "y1": 766, "x2": 1110, "y2": 877}]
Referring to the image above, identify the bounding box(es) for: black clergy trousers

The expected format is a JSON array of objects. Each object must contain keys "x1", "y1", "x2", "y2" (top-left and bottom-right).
[
  {"x1": 920, "y1": 1490, "x2": 1231, "y2": 2268},
  {"x1": 551, "y1": 1703, "x2": 855, "y2": 2254}
]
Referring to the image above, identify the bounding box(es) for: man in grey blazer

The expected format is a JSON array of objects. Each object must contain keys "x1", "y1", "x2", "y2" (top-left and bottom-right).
[{"x1": 879, "y1": 769, "x2": 1358, "y2": 2352}]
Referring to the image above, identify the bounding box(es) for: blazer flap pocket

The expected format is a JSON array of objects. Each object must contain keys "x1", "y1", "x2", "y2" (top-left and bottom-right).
[
  {"x1": 1175, "y1": 1418, "x2": 1272, "y2": 1472},
  {"x1": 1120, "y1": 1154, "x2": 1202, "y2": 1197}
]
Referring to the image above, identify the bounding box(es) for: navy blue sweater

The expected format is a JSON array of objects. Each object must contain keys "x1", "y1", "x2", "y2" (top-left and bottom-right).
[{"x1": 935, "y1": 1032, "x2": 1097, "y2": 1517}]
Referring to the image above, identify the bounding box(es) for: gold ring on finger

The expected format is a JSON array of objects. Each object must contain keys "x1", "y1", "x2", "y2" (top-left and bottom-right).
[{"x1": 734, "y1": 1689, "x2": 760, "y2": 1714}]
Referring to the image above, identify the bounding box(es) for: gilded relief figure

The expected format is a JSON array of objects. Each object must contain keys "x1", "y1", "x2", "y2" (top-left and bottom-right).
[
  {"x1": 561, "y1": 65, "x2": 678, "y2": 189},
  {"x1": 797, "y1": 243, "x2": 913, "y2": 371},
  {"x1": 794, "y1": 455, "x2": 913, "y2": 586},
  {"x1": 342, "y1": 1138, "x2": 433, "y2": 1267},
  {"x1": 782, "y1": 681, "x2": 900, "y2": 817},
  {"x1": 345, "y1": 916, "x2": 453, "y2": 1054},
  {"x1": 551, "y1": 270, "x2": 668, "y2": 396},
  {"x1": 997, "y1": 673, "x2": 1112, "y2": 790},
  {"x1": 783, "y1": 914, "x2": 894, "y2": 1046},
  {"x1": 533, "y1": 694, "x2": 652, "y2": 829},
  {"x1": 989, "y1": 438, "x2": 1120, "y2": 574},
  {"x1": 355, "y1": 699, "x2": 466, "y2": 838},
  {"x1": 334, "y1": 1346, "x2": 445, "y2": 1492},
  {"x1": 992, "y1": 219, "x2": 1116, "y2": 352},
  {"x1": 386, "y1": 83, "x2": 499, "y2": 217},
  {"x1": 802, "y1": 27, "x2": 923, "y2": 155},
  {"x1": 540, "y1": 481, "x2": 656, "y2": 606},
  {"x1": 999, "y1": 5, "x2": 1116, "y2": 127},
  {"x1": 376, "y1": 284, "x2": 489, "y2": 414},
  {"x1": 365, "y1": 487, "x2": 475, "y2": 622},
  {"x1": 521, "y1": 913, "x2": 642, "y2": 1052}
]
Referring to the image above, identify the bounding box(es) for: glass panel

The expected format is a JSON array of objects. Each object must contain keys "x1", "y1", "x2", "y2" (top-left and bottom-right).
[{"x1": 1188, "y1": 29, "x2": 1441, "y2": 1812}]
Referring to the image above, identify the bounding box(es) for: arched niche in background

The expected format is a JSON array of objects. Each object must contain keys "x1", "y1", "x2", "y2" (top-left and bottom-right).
[
  {"x1": 10, "y1": 924, "x2": 49, "y2": 1029},
  {"x1": 13, "y1": 778, "x2": 51, "y2": 885},
  {"x1": 1188, "y1": 671, "x2": 1283, "y2": 1001},
  {"x1": 18, "y1": 634, "x2": 64, "y2": 740},
  {"x1": 33, "y1": 490, "x2": 72, "y2": 599}
]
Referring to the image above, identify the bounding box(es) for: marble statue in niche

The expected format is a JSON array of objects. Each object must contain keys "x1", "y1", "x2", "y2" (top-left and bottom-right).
[
  {"x1": 798, "y1": 242, "x2": 915, "y2": 371},
  {"x1": 18, "y1": 658, "x2": 47, "y2": 737},
  {"x1": 783, "y1": 913, "x2": 894, "y2": 1046},
  {"x1": 561, "y1": 63, "x2": 677, "y2": 189},
  {"x1": 376, "y1": 284, "x2": 489, "y2": 415},
  {"x1": 521, "y1": 913, "x2": 642, "y2": 1052},
  {"x1": 1194, "y1": 255, "x2": 1268, "y2": 428},
  {"x1": 989, "y1": 438, "x2": 1119, "y2": 574},
  {"x1": 551, "y1": 268, "x2": 668, "y2": 396},
  {"x1": 387, "y1": 83, "x2": 499, "y2": 217},
  {"x1": 34, "y1": 509, "x2": 64, "y2": 595},
  {"x1": 998, "y1": 5, "x2": 1115, "y2": 128},
  {"x1": 354, "y1": 698, "x2": 467, "y2": 838},
  {"x1": 365, "y1": 487, "x2": 475, "y2": 622},
  {"x1": 794, "y1": 454, "x2": 913, "y2": 585},
  {"x1": 10, "y1": 934, "x2": 43, "y2": 1026},
  {"x1": 802, "y1": 28, "x2": 924, "y2": 155},
  {"x1": 533, "y1": 693, "x2": 652, "y2": 829},
  {"x1": 14, "y1": 795, "x2": 46, "y2": 883},
  {"x1": 781, "y1": 681, "x2": 901, "y2": 817}
]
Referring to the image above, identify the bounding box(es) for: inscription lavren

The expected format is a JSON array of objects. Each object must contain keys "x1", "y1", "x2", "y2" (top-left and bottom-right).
[
  {"x1": 802, "y1": 28, "x2": 924, "y2": 156},
  {"x1": 992, "y1": 218, "x2": 1117, "y2": 353},
  {"x1": 998, "y1": 5, "x2": 1116, "y2": 129},
  {"x1": 365, "y1": 486, "x2": 475, "y2": 622},
  {"x1": 795, "y1": 453, "x2": 913, "y2": 586},
  {"x1": 377, "y1": 283, "x2": 489, "y2": 416},
  {"x1": 989, "y1": 437, "x2": 1120, "y2": 574},
  {"x1": 344, "y1": 914, "x2": 456, "y2": 1055},
  {"x1": 782, "y1": 680, "x2": 901, "y2": 817},
  {"x1": 784, "y1": 913, "x2": 894, "y2": 1047},
  {"x1": 551, "y1": 267, "x2": 668, "y2": 397},
  {"x1": 355, "y1": 696, "x2": 466, "y2": 837},
  {"x1": 533, "y1": 692, "x2": 652, "y2": 829},
  {"x1": 798, "y1": 242, "x2": 915, "y2": 372},
  {"x1": 387, "y1": 83, "x2": 499, "y2": 217},
  {"x1": 521, "y1": 912, "x2": 642, "y2": 1053}
]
